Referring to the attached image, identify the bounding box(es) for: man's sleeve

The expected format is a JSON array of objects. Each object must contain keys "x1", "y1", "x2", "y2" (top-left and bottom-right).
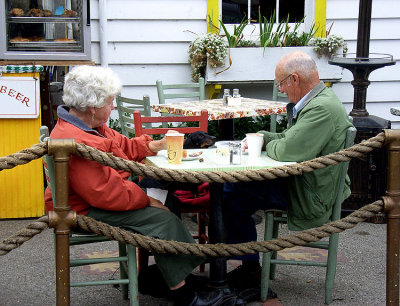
[{"x1": 266, "y1": 105, "x2": 334, "y2": 162}]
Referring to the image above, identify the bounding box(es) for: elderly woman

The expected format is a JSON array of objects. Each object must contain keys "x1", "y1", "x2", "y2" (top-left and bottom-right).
[{"x1": 44, "y1": 66, "x2": 222, "y2": 306}]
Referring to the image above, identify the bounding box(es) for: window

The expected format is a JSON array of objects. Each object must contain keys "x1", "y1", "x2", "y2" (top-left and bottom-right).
[{"x1": 222, "y1": 0, "x2": 306, "y2": 24}]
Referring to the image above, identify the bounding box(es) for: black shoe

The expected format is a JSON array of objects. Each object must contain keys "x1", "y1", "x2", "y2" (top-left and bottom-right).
[
  {"x1": 184, "y1": 290, "x2": 224, "y2": 306},
  {"x1": 227, "y1": 264, "x2": 261, "y2": 290}
]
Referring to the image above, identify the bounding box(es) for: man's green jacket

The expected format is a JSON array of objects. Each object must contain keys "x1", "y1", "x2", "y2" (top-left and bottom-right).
[{"x1": 259, "y1": 82, "x2": 354, "y2": 230}]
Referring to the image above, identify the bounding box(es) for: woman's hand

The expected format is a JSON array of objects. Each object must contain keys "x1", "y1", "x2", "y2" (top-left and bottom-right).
[
  {"x1": 148, "y1": 138, "x2": 166, "y2": 152},
  {"x1": 148, "y1": 196, "x2": 169, "y2": 211},
  {"x1": 148, "y1": 130, "x2": 180, "y2": 153}
]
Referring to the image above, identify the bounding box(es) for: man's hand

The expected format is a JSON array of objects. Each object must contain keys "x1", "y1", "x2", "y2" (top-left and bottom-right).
[
  {"x1": 148, "y1": 196, "x2": 169, "y2": 211},
  {"x1": 241, "y1": 138, "x2": 248, "y2": 152}
]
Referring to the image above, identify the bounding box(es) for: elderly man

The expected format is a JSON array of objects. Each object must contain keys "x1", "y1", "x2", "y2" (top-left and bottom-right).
[{"x1": 223, "y1": 51, "x2": 354, "y2": 293}]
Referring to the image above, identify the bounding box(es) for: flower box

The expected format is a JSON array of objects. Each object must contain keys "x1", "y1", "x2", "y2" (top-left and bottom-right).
[{"x1": 205, "y1": 46, "x2": 343, "y2": 84}]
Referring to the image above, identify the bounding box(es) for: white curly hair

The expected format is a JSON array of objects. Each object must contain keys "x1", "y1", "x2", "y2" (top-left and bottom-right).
[{"x1": 62, "y1": 65, "x2": 122, "y2": 112}]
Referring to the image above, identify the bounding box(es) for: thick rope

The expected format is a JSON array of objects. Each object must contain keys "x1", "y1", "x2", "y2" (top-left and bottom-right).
[
  {"x1": 0, "y1": 133, "x2": 385, "y2": 183},
  {"x1": 0, "y1": 142, "x2": 48, "y2": 171},
  {"x1": 72, "y1": 132, "x2": 384, "y2": 183},
  {"x1": 0, "y1": 216, "x2": 49, "y2": 255},
  {"x1": 0, "y1": 200, "x2": 383, "y2": 257},
  {"x1": 74, "y1": 200, "x2": 384, "y2": 256}
]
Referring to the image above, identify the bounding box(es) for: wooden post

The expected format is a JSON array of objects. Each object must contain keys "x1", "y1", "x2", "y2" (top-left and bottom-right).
[
  {"x1": 47, "y1": 139, "x2": 77, "y2": 306},
  {"x1": 383, "y1": 129, "x2": 400, "y2": 305}
]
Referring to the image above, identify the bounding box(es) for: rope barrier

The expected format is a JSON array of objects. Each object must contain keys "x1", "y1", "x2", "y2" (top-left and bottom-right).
[
  {"x1": 73, "y1": 132, "x2": 384, "y2": 183},
  {"x1": 0, "y1": 142, "x2": 48, "y2": 172},
  {"x1": 0, "y1": 132, "x2": 384, "y2": 183},
  {"x1": 0, "y1": 132, "x2": 386, "y2": 257},
  {"x1": 0, "y1": 216, "x2": 49, "y2": 256},
  {"x1": 0, "y1": 200, "x2": 384, "y2": 257}
]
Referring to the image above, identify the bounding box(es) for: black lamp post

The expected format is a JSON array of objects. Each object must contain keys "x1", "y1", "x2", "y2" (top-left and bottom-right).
[
  {"x1": 329, "y1": 0, "x2": 395, "y2": 125},
  {"x1": 329, "y1": 0, "x2": 395, "y2": 217}
]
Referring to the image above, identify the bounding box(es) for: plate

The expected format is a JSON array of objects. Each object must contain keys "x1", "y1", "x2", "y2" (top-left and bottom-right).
[
  {"x1": 158, "y1": 150, "x2": 202, "y2": 161},
  {"x1": 215, "y1": 140, "x2": 241, "y2": 147}
]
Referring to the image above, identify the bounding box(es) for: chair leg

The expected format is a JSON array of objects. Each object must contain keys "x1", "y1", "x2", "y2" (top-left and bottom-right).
[
  {"x1": 261, "y1": 212, "x2": 275, "y2": 301},
  {"x1": 138, "y1": 248, "x2": 150, "y2": 273},
  {"x1": 127, "y1": 245, "x2": 139, "y2": 306},
  {"x1": 270, "y1": 114, "x2": 277, "y2": 132},
  {"x1": 270, "y1": 219, "x2": 280, "y2": 280},
  {"x1": 325, "y1": 233, "x2": 339, "y2": 304},
  {"x1": 198, "y1": 212, "x2": 206, "y2": 272},
  {"x1": 118, "y1": 243, "x2": 129, "y2": 300}
]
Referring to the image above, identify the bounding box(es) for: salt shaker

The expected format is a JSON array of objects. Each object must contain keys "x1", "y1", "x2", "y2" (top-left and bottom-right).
[
  {"x1": 223, "y1": 89, "x2": 230, "y2": 105},
  {"x1": 232, "y1": 88, "x2": 240, "y2": 98},
  {"x1": 229, "y1": 141, "x2": 241, "y2": 165}
]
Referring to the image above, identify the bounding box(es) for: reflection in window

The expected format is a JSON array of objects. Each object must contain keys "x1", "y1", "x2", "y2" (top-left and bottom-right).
[{"x1": 222, "y1": 0, "x2": 305, "y2": 24}]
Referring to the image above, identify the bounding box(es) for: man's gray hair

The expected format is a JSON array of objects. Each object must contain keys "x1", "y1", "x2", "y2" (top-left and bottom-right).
[
  {"x1": 283, "y1": 51, "x2": 318, "y2": 79},
  {"x1": 62, "y1": 65, "x2": 122, "y2": 112}
]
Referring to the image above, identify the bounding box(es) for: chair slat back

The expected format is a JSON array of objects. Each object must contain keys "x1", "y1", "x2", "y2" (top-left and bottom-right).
[
  {"x1": 116, "y1": 95, "x2": 151, "y2": 137},
  {"x1": 39, "y1": 126, "x2": 56, "y2": 203},
  {"x1": 156, "y1": 78, "x2": 205, "y2": 104},
  {"x1": 331, "y1": 124, "x2": 357, "y2": 221},
  {"x1": 133, "y1": 110, "x2": 208, "y2": 137},
  {"x1": 272, "y1": 79, "x2": 289, "y2": 101}
]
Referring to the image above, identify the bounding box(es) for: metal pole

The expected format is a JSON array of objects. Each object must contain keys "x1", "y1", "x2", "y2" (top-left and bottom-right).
[
  {"x1": 356, "y1": 0, "x2": 372, "y2": 58},
  {"x1": 47, "y1": 139, "x2": 77, "y2": 306},
  {"x1": 382, "y1": 129, "x2": 400, "y2": 305}
]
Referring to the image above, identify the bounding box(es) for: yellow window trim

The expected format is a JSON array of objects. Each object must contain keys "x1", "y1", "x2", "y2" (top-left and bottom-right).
[{"x1": 206, "y1": 0, "x2": 327, "y2": 37}]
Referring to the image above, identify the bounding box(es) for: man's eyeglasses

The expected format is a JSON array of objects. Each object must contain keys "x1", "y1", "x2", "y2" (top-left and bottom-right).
[{"x1": 275, "y1": 74, "x2": 293, "y2": 90}]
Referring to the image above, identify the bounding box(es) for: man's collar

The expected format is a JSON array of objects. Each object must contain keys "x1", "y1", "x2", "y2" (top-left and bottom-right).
[{"x1": 293, "y1": 81, "x2": 326, "y2": 117}]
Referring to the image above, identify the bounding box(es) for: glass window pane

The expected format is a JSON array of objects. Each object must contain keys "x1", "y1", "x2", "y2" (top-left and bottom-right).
[
  {"x1": 222, "y1": 0, "x2": 305, "y2": 24},
  {"x1": 222, "y1": 0, "x2": 247, "y2": 24},
  {"x1": 278, "y1": 0, "x2": 304, "y2": 22}
]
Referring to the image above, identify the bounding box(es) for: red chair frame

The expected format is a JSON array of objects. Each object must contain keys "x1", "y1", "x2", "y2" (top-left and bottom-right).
[{"x1": 133, "y1": 110, "x2": 210, "y2": 272}]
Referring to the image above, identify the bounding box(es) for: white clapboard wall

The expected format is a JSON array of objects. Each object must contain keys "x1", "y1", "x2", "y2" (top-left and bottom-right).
[
  {"x1": 89, "y1": 0, "x2": 206, "y2": 115},
  {"x1": 89, "y1": 0, "x2": 400, "y2": 128},
  {"x1": 327, "y1": 0, "x2": 400, "y2": 128}
]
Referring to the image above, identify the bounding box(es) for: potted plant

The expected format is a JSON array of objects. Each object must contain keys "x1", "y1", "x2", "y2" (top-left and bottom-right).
[
  {"x1": 189, "y1": 13, "x2": 347, "y2": 84},
  {"x1": 188, "y1": 33, "x2": 228, "y2": 82}
]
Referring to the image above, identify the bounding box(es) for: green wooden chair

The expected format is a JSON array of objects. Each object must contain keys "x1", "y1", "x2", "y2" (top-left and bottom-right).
[
  {"x1": 156, "y1": 77, "x2": 205, "y2": 105},
  {"x1": 270, "y1": 79, "x2": 289, "y2": 133},
  {"x1": 39, "y1": 126, "x2": 139, "y2": 306},
  {"x1": 116, "y1": 94, "x2": 151, "y2": 137},
  {"x1": 261, "y1": 124, "x2": 357, "y2": 304},
  {"x1": 156, "y1": 78, "x2": 205, "y2": 128}
]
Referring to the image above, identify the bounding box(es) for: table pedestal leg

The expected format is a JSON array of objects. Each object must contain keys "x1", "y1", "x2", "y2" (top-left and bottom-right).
[
  {"x1": 218, "y1": 119, "x2": 234, "y2": 140},
  {"x1": 208, "y1": 183, "x2": 228, "y2": 288}
]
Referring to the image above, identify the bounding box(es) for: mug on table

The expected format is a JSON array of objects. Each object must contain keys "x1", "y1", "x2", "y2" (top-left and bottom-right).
[{"x1": 245, "y1": 133, "x2": 264, "y2": 158}]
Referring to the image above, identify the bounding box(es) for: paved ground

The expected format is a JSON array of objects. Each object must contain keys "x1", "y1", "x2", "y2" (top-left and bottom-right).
[{"x1": 0, "y1": 213, "x2": 387, "y2": 305}]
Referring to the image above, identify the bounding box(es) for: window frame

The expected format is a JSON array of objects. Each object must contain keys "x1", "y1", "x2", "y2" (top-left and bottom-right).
[{"x1": 217, "y1": 0, "x2": 317, "y2": 41}]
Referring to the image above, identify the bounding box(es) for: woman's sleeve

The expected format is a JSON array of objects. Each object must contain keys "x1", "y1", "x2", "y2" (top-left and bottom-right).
[{"x1": 68, "y1": 155, "x2": 150, "y2": 211}]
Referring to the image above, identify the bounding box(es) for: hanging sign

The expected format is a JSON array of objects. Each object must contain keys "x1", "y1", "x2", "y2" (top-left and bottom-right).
[{"x1": 0, "y1": 76, "x2": 40, "y2": 118}]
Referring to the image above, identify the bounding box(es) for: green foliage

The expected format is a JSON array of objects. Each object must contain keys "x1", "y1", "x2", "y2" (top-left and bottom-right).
[
  {"x1": 259, "y1": 10, "x2": 319, "y2": 49},
  {"x1": 308, "y1": 34, "x2": 348, "y2": 58},
  {"x1": 219, "y1": 16, "x2": 249, "y2": 48},
  {"x1": 108, "y1": 117, "x2": 123, "y2": 134},
  {"x1": 188, "y1": 33, "x2": 228, "y2": 82},
  {"x1": 233, "y1": 115, "x2": 287, "y2": 140},
  {"x1": 237, "y1": 40, "x2": 257, "y2": 48}
]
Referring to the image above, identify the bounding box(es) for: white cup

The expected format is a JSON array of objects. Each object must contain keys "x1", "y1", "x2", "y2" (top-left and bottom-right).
[{"x1": 246, "y1": 133, "x2": 264, "y2": 158}]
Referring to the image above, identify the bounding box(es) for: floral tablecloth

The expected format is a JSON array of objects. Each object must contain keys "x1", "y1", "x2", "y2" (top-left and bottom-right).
[{"x1": 152, "y1": 98, "x2": 287, "y2": 120}]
